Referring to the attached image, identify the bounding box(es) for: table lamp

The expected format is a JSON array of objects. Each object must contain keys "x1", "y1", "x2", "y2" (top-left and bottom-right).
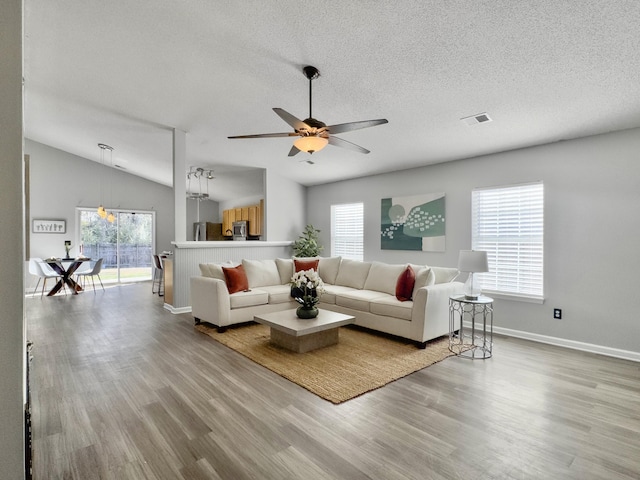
[{"x1": 458, "y1": 250, "x2": 489, "y2": 300}]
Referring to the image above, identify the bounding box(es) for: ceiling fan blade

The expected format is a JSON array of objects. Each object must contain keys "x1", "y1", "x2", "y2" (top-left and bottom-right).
[
  {"x1": 328, "y1": 135, "x2": 371, "y2": 154},
  {"x1": 288, "y1": 145, "x2": 301, "y2": 157},
  {"x1": 327, "y1": 118, "x2": 388, "y2": 134},
  {"x1": 227, "y1": 132, "x2": 298, "y2": 139},
  {"x1": 273, "y1": 108, "x2": 310, "y2": 131}
]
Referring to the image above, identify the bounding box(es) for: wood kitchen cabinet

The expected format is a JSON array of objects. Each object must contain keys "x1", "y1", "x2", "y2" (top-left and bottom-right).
[
  {"x1": 222, "y1": 201, "x2": 263, "y2": 237},
  {"x1": 222, "y1": 209, "x2": 235, "y2": 236},
  {"x1": 248, "y1": 206, "x2": 258, "y2": 235}
]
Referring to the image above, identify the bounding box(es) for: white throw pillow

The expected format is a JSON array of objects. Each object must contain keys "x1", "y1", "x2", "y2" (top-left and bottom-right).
[
  {"x1": 318, "y1": 256, "x2": 341, "y2": 285},
  {"x1": 363, "y1": 262, "x2": 405, "y2": 295},
  {"x1": 431, "y1": 266, "x2": 459, "y2": 284},
  {"x1": 275, "y1": 258, "x2": 294, "y2": 284},
  {"x1": 334, "y1": 259, "x2": 372, "y2": 289},
  {"x1": 409, "y1": 264, "x2": 435, "y2": 298},
  {"x1": 199, "y1": 263, "x2": 225, "y2": 281},
  {"x1": 241, "y1": 259, "x2": 281, "y2": 288}
]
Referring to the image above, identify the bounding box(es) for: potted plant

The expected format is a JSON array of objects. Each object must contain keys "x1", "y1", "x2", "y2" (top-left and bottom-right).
[
  {"x1": 290, "y1": 269, "x2": 325, "y2": 318},
  {"x1": 292, "y1": 224, "x2": 323, "y2": 257}
]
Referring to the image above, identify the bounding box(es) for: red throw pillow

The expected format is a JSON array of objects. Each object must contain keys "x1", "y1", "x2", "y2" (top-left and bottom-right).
[
  {"x1": 222, "y1": 265, "x2": 249, "y2": 294},
  {"x1": 294, "y1": 258, "x2": 319, "y2": 273},
  {"x1": 396, "y1": 265, "x2": 416, "y2": 302}
]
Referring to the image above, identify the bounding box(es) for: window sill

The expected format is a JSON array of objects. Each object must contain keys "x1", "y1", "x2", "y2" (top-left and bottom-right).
[{"x1": 481, "y1": 290, "x2": 544, "y2": 304}]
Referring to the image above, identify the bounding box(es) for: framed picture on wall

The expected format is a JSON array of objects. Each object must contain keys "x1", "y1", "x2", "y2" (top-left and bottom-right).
[
  {"x1": 32, "y1": 219, "x2": 66, "y2": 234},
  {"x1": 381, "y1": 192, "x2": 446, "y2": 252}
]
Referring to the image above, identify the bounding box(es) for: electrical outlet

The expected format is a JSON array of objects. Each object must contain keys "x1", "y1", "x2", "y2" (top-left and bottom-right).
[{"x1": 553, "y1": 308, "x2": 562, "y2": 319}]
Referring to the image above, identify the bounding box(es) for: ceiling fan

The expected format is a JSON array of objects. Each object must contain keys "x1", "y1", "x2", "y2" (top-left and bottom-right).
[{"x1": 228, "y1": 65, "x2": 388, "y2": 156}]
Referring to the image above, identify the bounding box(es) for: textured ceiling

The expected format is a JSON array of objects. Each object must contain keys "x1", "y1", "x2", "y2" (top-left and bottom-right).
[{"x1": 23, "y1": 0, "x2": 640, "y2": 200}]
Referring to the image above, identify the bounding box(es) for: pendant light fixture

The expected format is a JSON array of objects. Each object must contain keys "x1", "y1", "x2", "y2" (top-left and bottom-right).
[
  {"x1": 97, "y1": 143, "x2": 114, "y2": 221},
  {"x1": 186, "y1": 167, "x2": 214, "y2": 200},
  {"x1": 106, "y1": 146, "x2": 115, "y2": 223}
]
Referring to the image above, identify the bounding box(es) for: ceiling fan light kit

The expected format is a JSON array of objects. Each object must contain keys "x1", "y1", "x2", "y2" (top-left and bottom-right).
[
  {"x1": 293, "y1": 136, "x2": 328, "y2": 154},
  {"x1": 228, "y1": 65, "x2": 388, "y2": 156}
]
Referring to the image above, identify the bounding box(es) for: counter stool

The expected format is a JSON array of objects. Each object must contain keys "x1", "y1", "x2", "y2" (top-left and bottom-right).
[{"x1": 152, "y1": 254, "x2": 164, "y2": 296}]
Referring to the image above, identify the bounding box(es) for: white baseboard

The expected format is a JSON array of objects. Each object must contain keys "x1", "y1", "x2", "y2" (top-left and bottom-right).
[
  {"x1": 164, "y1": 304, "x2": 192, "y2": 315},
  {"x1": 493, "y1": 325, "x2": 640, "y2": 363}
]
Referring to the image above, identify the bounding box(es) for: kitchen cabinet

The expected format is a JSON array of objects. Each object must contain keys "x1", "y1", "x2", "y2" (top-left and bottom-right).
[
  {"x1": 222, "y1": 209, "x2": 235, "y2": 236},
  {"x1": 222, "y1": 201, "x2": 263, "y2": 237}
]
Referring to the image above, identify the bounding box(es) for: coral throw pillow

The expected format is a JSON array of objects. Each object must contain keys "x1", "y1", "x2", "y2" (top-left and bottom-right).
[
  {"x1": 294, "y1": 258, "x2": 319, "y2": 273},
  {"x1": 395, "y1": 265, "x2": 416, "y2": 302},
  {"x1": 222, "y1": 265, "x2": 249, "y2": 294}
]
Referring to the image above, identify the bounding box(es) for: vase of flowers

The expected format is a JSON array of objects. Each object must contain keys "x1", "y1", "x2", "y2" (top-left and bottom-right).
[{"x1": 290, "y1": 269, "x2": 325, "y2": 319}]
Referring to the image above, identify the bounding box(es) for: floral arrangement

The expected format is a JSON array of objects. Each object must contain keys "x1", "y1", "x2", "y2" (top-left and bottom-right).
[{"x1": 290, "y1": 269, "x2": 325, "y2": 309}]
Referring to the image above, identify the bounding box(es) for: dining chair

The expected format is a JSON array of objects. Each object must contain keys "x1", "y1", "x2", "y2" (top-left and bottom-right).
[
  {"x1": 76, "y1": 258, "x2": 104, "y2": 293},
  {"x1": 28, "y1": 257, "x2": 44, "y2": 293},
  {"x1": 33, "y1": 260, "x2": 65, "y2": 298},
  {"x1": 152, "y1": 254, "x2": 164, "y2": 296}
]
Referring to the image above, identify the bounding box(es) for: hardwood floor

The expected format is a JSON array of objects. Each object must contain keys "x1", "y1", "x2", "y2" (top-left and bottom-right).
[{"x1": 26, "y1": 283, "x2": 640, "y2": 479}]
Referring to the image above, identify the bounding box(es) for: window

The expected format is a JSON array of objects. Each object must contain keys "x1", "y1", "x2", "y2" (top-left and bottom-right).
[
  {"x1": 77, "y1": 208, "x2": 155, "y2": 283},
  {"x1": 331, "y1": 203, "x2": 364, "y2": 261},
  {"x1": 472, "y1": 182, "x2": 544, "y2": 301}
]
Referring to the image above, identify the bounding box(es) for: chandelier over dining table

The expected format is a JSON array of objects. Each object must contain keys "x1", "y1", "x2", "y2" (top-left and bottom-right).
[{"x1": 96, "y1": 143, "x2": 115, "y2": 223}]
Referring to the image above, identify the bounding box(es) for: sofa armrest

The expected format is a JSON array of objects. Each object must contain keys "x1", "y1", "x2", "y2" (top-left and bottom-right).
[
  {"x1": 411, "y1": 281, "x2": 464, "y2": 342},
  {"x1": 190, "y1": 276, "x2": 231, "y2": 326}
]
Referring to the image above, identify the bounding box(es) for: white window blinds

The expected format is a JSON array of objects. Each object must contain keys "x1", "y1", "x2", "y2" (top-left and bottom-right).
[
  {"x1": 331, "y1": 203, "x2": 364, "y2": 261},
  {"x1": 472, "y1": 182, "x2": 544, "y2": 300}
]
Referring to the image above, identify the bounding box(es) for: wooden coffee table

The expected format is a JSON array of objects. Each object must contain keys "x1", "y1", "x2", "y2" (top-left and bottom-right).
[{"x1": 254, "y1": 309, "x2": 355, "y2": 353}]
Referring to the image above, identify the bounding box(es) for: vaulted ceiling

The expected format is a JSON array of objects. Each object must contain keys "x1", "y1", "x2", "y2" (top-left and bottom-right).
[{"x1": 23, "y1": 1, "x2": 640, "y2": 200}]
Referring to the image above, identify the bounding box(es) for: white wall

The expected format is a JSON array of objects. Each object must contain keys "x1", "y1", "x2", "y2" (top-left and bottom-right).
[
  {"x1": 307, "y1": 128, "x2": 640, "y2": 356},
  {"x1": 218, "y1": 195, "x2": 264, "y2": 213},
  {"x1": 265, "y1": 170, "x2": 306, "y2": 241},
  {"x1": 25, "y1": 140, "x2": 175, "y2": 259},
  {"x1": 0, "y1": 0, "x2": 26, "y2": 477}
]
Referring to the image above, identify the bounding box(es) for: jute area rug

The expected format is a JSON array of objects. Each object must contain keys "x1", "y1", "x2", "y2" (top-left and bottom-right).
[{"x1": 195, "y1": 322, "x2": 454, "y2": 404}]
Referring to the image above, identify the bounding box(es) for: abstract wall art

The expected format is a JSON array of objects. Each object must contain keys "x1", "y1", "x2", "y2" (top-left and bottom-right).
[{"x1": 381, "y1": 193, "x2": 446, "y2": 251}]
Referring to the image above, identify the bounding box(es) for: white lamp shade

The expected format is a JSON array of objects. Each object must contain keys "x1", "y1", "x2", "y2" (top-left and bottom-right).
[
  {"x1": 458, "y1": 250, "x2": 489, "y2": 273},
  {"x1": 294, "y1": 136, "x2": 328, "y2": 154}
]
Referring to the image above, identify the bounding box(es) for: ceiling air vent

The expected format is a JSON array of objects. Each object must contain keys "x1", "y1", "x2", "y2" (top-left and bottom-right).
[{"x1": 461, "y1": 112, "x2": 492, "y2": 126}]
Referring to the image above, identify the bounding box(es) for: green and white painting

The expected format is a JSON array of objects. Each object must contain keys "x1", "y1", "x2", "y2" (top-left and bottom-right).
[{"x1": 381, "y1": 193, "x2": 446, "y2": 251}]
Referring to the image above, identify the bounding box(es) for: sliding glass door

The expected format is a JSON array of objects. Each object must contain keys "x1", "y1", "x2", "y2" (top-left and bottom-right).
[{"x1": 77, "y1": 209, "x2": 155, "y2": 283}]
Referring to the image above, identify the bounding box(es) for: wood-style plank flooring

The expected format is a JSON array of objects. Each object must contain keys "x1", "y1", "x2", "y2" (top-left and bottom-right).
[{"x1": 26, "y1": 283, "x2": 640, "y2": 479}]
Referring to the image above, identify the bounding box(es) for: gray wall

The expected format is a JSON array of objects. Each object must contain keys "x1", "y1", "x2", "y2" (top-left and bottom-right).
[
  {"x1": 265, "y1": 169, "x2": 306, "y2": 241},
  {"x1": 307, "y1": 128, "x2": 640, "y2": 356},
  {"x1": 25, "y1": 140, "x2": 175, "y2": 259},
  {"x1": 0, "y1": 0, "x2": 26, "y2": 476}
]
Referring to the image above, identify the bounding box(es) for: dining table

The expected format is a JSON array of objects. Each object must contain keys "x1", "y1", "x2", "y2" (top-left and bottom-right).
[{"x1": 44, "y1": 257, "x2": 91, "y2": 296}]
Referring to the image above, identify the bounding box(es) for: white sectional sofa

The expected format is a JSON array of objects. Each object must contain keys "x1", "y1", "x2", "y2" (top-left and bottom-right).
[{"x1": 190, "y1": 257, "x2": 463, "y2": 348}]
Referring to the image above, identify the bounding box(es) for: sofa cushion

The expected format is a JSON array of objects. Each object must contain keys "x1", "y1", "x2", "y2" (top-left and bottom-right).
[
  {"x1": 275, "y1": 258, "x2": 294, "y2": 284},
  {"x1": 294, "y1": 258, "x2": 319, "y2": 272},
  {"x1": 320, "y1": 284, "x2": 357, "y2": 305},
  {"x1": 334, "y1": 259, "x2": 372, "y2": 289},
  {"x1": 335, "y1": 289, "x2": 389, "y2": 312},
  {"x1": 431, "y1": 266, "x2": 459, "y2": 284},
  {"x1": 199, "y1": 263, "x2": 225, "y2": 280},
  {"x1": 222, "y1": 265, "x2": 249, "y2": 294},
  {"x1": 409, "y1": 264, "x2": 435, "y2": 298},
  {"x1": 256, "y1": 285, "x2": 294, "y2": 304},
  {"x1": 370, "y1": 296, "x2": 414, "y2": 321},
  {"x1": 242, "y1": 259, "x2": 281, "y2": 288},
  {"x1": 229, "y1": 289, "x2": 269, "y2": 308},
  {"x1": 395, "y1": 265, "x2": 416, "y2": 301},
  {"x1": 364, "y1": 262, "x2": 405, "y2": 295},
  {"x1": 318, "y1": 256, "x2": 341, "y2": 284}
]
